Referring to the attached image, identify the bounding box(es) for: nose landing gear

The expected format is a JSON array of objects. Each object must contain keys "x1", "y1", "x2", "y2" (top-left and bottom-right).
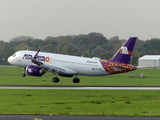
[{"x1": 21, "y1": 67, "x2": 26, "y2": 77}]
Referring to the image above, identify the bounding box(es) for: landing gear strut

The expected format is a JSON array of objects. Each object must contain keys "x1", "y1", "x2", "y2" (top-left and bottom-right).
[
  {"x1": 21, "y1": 67, "x2": 26, "y2": 77},
  {"x1": 52, "y1": 71, "x2": 60, "y2": 83}
]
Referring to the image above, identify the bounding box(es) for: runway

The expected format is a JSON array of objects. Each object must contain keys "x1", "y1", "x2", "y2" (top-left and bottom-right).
[{"x1": 1, "y1": 86, "x2": 160, "y2": 90}]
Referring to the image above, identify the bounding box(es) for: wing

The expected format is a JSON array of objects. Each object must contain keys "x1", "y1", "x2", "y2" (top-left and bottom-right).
[
  {"x1": 31, "y1": 50, "x2": 77, "y2": 75},
  {"x1": 42, "y1": 63, "x2": 77, "y2": 75}
]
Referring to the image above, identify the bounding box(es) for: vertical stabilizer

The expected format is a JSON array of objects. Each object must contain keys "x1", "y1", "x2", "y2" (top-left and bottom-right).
[{"x1": 109, "y1": 37, "x2": 137, "y2": 64}]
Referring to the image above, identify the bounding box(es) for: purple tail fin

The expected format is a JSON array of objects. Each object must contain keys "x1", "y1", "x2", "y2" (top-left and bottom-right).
[{"x1": 109, "y1": 37, "x2": 137, "y2": 64}]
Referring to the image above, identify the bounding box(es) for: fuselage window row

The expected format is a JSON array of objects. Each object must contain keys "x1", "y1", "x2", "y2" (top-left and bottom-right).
[{"x1": 54, "y1": 59, "x2": 97, "y2": 67}]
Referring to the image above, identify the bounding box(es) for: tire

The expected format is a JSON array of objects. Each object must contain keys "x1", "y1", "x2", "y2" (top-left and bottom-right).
[
  {"x1": 21, "y1": 73, "x2": 26, "y2": 77},
  {"x1": 73, "y1": 78, "x2": 80, "y2": 83},
  {"x1": 52, "y1": 77, "x2": 59, "y2": 83}
]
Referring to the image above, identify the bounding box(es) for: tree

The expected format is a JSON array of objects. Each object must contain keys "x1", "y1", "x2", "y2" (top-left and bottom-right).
[
  {"x1": 30, "y1": 39, "x2": 43, "y2": 50},
  {"x1": 10, "y1": 36, "x2": 33, "y2": 41},
  {"x1": 41, "y1": 44, "x2": 57, "y2": 53},
  {"x1": 57, "y1": 42, "x2": 68, "y2": 54},
  {"x1": 15, "y1": 43, "x2": 31, "y2": 51},
  {"x1": 43, "y1": 36, "x2": 57, "y2": 45},
  {"x1": 62, "y1": 43, "x2": 75, "y2": 55},
  {"x1": 1, "y1": 42, "x2": 15, "y2": 64}
]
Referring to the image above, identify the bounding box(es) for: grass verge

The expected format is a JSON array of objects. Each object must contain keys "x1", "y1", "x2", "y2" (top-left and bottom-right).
[
  {"x1": 0, "y1": 89, "x2": 160, "y2": 116},
  {"x1": 0, "y1": 67, "x2": 160, "y2": 86}
]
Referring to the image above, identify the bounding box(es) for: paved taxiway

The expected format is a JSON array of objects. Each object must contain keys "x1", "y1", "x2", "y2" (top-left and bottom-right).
[{"x1": 1, "y1": 86, "x2": 160, "y2": 90}]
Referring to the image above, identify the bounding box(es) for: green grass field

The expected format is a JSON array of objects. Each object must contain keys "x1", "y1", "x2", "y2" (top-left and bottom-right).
[
  {"x1": 0, "y1": 66, "x2": 160, "y2": 86},
  {"x1": 0, "y1": 67, "x2": 160, "y2": 116},
  {"x1": 1, "y1": 89, "x2": 160, "y2": 116}
]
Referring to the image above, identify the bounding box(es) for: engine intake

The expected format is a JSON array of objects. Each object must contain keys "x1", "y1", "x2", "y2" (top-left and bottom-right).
[{"x1": 26, "y1": 65, "x2": 45, "y2": 76}]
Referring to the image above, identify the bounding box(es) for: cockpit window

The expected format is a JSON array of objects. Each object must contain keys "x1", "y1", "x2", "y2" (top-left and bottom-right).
[{"x1": 12, "y1": 53, "x2": 16, "y2": 57}]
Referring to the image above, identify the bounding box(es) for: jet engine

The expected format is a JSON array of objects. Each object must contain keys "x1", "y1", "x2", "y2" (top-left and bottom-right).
[
  {"x1": 26, "y1": 65, "x2": 46, "y2": 76},
  {"x1": 58, "y1": 73, "x2": 73, "y2": 77}
]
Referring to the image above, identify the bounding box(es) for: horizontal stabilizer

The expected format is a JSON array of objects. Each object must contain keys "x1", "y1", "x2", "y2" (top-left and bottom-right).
[{"x1": 114, "y1": 66, "x2": 124, "y2": 70}]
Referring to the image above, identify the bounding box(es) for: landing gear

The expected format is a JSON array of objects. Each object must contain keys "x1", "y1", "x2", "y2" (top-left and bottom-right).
[
  {"x1": 73, "y1": 78, "x2": 80, "y2": 83},
  {"x1": 52, "y1": 77, "x2": 60, "y2": 83},
  {"x1": 22, "y1": 67, "x2": 26, "y2": 77},
  {"x1": 52, "y1": 71, "x2": 80, "y2": 83},
  {"x1": 21, "y1": 73, "x2": 26, "y2": 77},
  {"x1": 52, "y1": 71, "x2": 60, "y2": 83}
]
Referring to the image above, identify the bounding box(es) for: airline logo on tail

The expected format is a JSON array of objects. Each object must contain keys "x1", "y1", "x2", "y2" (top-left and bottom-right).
[{"x1": 119, "y1": 46, "x2": 132, "y2": 55}]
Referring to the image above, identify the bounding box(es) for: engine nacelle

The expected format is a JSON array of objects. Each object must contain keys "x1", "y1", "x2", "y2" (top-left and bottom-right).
[
  {"x1": 58, "y1": 73, "x2": 73, "y2": 77},
  {"x1": 26, "y1": 65, "x2": 45, "y2": 77}
]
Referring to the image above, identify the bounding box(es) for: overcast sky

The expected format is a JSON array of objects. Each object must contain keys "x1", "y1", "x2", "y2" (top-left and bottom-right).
[{"x1": 0, "y1": 0, "x2": 160, "y2": 41}]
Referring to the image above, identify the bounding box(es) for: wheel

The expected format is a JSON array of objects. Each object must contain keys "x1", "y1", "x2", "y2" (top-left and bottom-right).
[
  {"x1": 21, "y1": 73, "x2": 26, "y2": 77},
  {"x1": 52, "y1": 77, "x2": 59, "y2": 83},
  {"x1": 73, "y1": 78, "x2": 80, "y2": 83}
]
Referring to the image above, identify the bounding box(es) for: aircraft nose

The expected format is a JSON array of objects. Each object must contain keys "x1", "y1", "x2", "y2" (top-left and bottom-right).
[{"x1": 7, "y1": 56, "x2": 13, "y2": 64}]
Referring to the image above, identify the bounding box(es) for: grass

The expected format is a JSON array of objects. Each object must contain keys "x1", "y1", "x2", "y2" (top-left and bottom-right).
[
  {"x1": 0, "y1": 90, "x2": 160, "y2": 116},
  {"x1": 0, "y1": 66, "x2": 160, "y2": 86},
  {"x1": 0, "y1": 67, "x2": 160, "y2": 116}
]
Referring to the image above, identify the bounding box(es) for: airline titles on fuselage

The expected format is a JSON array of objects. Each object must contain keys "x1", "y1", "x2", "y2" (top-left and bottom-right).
[
  {"x1": 86, "y1": 61, "x2": 97, "y2": 64},
  {"x1": 22, "y1": 54, "x2": 99, "y2": 69},
  {"x1": 22, "y1": 54, "x2": 50, "y2": 62}
]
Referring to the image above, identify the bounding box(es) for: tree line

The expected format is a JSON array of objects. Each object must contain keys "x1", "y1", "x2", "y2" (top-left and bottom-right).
[{"x1": 0, "y1": 32, "x2": 159, "y2": 65}]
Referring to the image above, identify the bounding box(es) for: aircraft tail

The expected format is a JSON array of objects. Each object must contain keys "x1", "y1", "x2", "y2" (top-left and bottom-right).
[{"x1": 109, "y1": 37, "x2": 137, "y2": 64}]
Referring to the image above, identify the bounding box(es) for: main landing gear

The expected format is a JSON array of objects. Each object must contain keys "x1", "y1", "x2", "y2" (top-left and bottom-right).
[
  {"x1": 73, "y1": 78, "x2": 80, "y2": 83},
  {"x1": 52, "y1": 77, "x2": 59, "y2": 83},
  {"x1": 51, "y1": 77, "x2": 80, "y2": 83}
]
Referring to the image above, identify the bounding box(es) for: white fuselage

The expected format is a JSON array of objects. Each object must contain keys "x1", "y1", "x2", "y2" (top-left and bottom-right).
[{"x1": 8, "y1": 50, "x2": 109, "y2": 76}]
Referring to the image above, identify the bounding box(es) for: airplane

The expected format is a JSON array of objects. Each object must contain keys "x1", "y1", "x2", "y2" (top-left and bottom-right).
[{"x1": 7, "y1": 37, "x2": 137, "y2": 83}]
